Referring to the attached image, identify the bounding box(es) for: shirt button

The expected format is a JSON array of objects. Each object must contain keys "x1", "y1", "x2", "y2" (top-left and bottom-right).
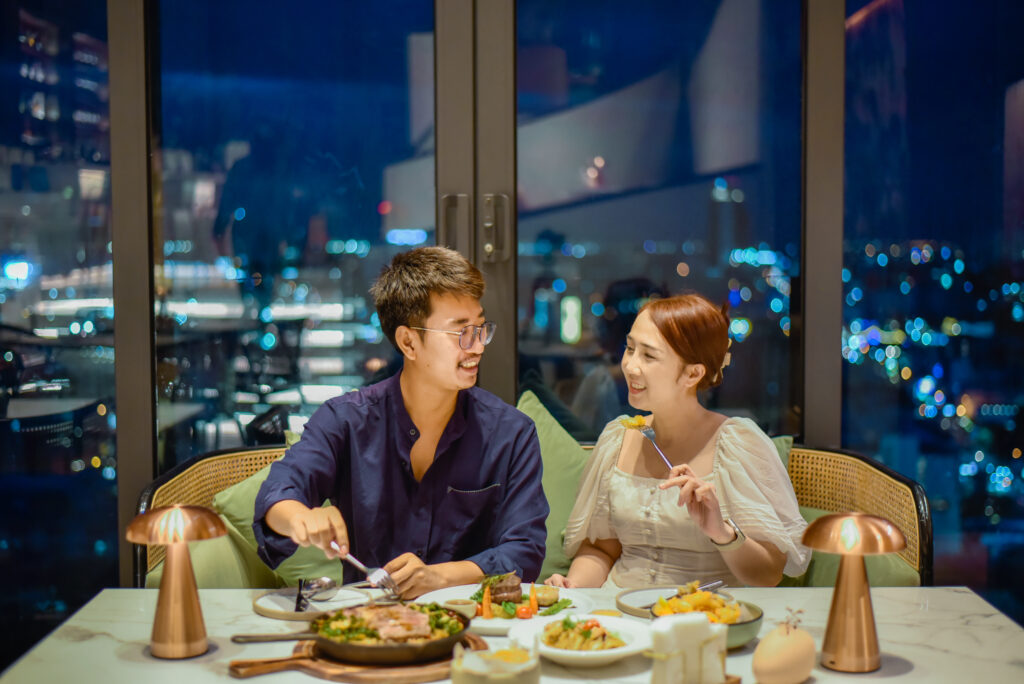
[
  {"x1": 409, "y1": 429, "x2": 417, "y2": 436},
  {"x1": 649, "y1": 487, "x2": 656, "y2": 495},
  {"x1": 644, "y1": 509, "x2": 651, "y2": 518}
]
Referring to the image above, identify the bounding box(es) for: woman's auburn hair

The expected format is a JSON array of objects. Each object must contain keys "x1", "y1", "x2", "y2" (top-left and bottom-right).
[
  {"x1": 640, "y1": 293, "x2": 731, "y2": 390},
  {"x1": 370, "y1": 246, "x2": 485, "y2": 348}
]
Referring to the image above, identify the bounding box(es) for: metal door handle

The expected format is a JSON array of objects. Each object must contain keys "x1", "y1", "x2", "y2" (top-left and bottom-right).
[
  {"x1": 481, "y1": 193, "x2": 512, "y2": 263},
  {"x1": 439, "y1": 193, "x2": 473, "y2": 255}
]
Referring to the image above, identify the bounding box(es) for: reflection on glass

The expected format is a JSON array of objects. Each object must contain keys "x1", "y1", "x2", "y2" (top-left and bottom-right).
[
  {"x1": 843, "y1": 0, "x2": 1024, "y2": 623},
  {"x1": 0, "y1": 0, "x2": 116, "y2": 668},
  {"x1": 515, "y1": 0, "x2": 802, "y2": 440},
  {"x1": 151, "y1": 1, "x2": 435, "y2": 470}
]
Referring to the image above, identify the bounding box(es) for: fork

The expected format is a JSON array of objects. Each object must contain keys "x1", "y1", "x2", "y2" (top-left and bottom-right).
[
  {"x1": 637, "y1": 580, "x2": 726, "y2": 609},
  {"x1": 329, "y1": 541, "x2": 400, "y2": 597},
  {"x1": 638, "y1": 424, "x2": 675, "y2": 472}
]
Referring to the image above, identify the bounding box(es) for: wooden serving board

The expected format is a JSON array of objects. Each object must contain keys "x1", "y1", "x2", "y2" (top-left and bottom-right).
[{"x1": 228, "y1": 634, "x2": 488, "y2": 682}]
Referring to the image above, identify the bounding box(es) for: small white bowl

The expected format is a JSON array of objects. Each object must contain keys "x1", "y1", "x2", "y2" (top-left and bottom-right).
[{"x1": 507, "y1": 613, "x2": 651, "y2": 668}]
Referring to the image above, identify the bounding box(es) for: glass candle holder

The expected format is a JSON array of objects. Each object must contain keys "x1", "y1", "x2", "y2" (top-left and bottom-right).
[{"x1": 451, "y1": 637, "x2": 540, "y2": 684}]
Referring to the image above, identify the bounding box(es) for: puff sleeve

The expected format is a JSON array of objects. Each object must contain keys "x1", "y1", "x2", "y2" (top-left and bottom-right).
[
  {"x1": 712, "y1": 419, "x2": 811, "y2": 577},
  {"x1": 562, "y1": 420, "x2": 626, "y2": 558}
]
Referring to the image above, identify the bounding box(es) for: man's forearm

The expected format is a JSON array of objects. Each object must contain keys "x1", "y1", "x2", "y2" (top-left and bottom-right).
[
  {"x1": 264, "y1": 499, "x2": 310, "y2": 537},
  {"x1": 434, "y1": 560, "x2": 484, "y2": 586}
]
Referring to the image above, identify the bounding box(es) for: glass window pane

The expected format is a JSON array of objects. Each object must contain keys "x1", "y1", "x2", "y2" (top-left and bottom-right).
[
  {"x1": 151, "y1": 1, "x2": 434, "y2": 470},
  {"x1": 515, "y1": 0, "x2": 802, "y2": 441},
  {"x1": 0, "y1": 1, "x2": 116, "y2": 667},
  {"x1": 843, "y1": 0, "x2": 1024, "y2": 621}
]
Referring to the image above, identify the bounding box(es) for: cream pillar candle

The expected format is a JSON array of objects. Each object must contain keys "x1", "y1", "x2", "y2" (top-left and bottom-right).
[
  {"x1": 700, "y1": 622, "x2": 727, "y2": 683},
  {"x1": 650, "y1": 616, "x2": 684, "y2": 683},
  {"x1": 651, "y1": 613, "x2": 724, "y2": 683}
]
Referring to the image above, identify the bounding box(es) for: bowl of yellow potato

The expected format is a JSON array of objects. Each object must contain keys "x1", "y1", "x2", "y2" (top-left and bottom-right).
[{"x1": 650, "y1": 584, "x2": 763, "y2": 649}]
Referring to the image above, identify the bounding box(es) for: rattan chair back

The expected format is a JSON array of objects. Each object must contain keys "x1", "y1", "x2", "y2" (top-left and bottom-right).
[
  {"x1": 788, "y1": 446, "x2": 933, "y2": 585},
  {"x1": 133, "y1": 446, "x2": 286, "y2": 586}
]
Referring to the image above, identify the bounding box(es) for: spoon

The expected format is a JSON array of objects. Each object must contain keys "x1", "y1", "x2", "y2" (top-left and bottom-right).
[{"x1": 302, "y1": 576, "x2": 340, "y2": 601}]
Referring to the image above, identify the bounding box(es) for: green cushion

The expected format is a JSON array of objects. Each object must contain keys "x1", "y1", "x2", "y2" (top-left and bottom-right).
[
  {"x1": 778, "y1": 506, "x2": 921, "y2": 587},
  {"x1": 516, "y1": 390, "x2": 592, "y2": 582},
  {"x1": 771, "y1": 435, "x2": 794, "y2": 468},
  {"x1": 145, "y1": 514, "x2": 284, "y2": 588},
  {"x1": 212, "y1": 461, "x2": 344, "y2": 587},
  {"x1": 518, "y1": 368, "x2": 598, "y2": 442}
]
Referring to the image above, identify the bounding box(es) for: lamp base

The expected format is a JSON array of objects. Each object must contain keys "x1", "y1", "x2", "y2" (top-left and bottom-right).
[
  {"x1": 821, "y1": 554, "x2": 880, "y2": 673},
  {"x1": 151, "y1": 542, "x2": 209, "y2": 659}
]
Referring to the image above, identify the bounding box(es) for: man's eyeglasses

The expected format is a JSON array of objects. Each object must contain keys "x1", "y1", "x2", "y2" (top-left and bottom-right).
[{"x1": 409, "y1": 321, "x2": 497, "y2": 350}]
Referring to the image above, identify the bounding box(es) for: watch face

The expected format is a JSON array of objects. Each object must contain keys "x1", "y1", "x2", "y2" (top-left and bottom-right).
[{"x1": 730, "y1": 519, "x2": 745, "y2": 538}]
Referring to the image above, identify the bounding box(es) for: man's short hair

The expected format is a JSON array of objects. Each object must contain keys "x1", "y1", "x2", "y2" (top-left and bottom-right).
[{"x1": 370, "y1": 246, "x2": 485, "y2": 348}]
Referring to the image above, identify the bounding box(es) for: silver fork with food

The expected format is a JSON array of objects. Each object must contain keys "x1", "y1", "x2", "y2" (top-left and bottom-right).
[
  {"x1": 621, "y1": 415, "x2": 674, "y2": 471},
  {"x1": 330, "y1": 541, "x2": 400, "y2": 598}
]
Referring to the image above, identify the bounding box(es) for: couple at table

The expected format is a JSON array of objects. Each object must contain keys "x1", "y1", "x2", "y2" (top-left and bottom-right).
[{"x1": 254, "y1": 246, "x2": 809, "y2": 599}]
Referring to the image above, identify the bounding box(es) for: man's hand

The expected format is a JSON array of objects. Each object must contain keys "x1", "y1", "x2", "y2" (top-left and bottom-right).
[
  {"x1": 383, "y1": 553, "x2": 451, "y2": 599},
  {"x1": 266, "y1": 500, "x2": 349, "y2": 558}
]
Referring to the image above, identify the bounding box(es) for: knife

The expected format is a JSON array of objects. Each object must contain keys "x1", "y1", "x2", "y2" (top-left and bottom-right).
[{"x1": 294, "y1": 578, "x2": 308, "y2": 613}]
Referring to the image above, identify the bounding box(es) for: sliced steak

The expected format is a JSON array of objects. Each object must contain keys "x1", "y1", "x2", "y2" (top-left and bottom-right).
[{"x1": 490, "y1": 573, "x2": 523, "y2": 604}]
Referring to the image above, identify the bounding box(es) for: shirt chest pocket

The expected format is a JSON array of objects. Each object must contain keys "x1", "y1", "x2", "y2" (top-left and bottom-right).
[{"x1": 444, "y1": 483, "x2": 502, "y2": 535}]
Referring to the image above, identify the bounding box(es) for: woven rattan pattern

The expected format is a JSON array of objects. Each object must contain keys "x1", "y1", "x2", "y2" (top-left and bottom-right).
[
  {"x1": 146, "y1": 447, "x2": 286, "y2": 573},
  {"x1": 788, "y1": 447, "x2": 920, "y2": 572}
]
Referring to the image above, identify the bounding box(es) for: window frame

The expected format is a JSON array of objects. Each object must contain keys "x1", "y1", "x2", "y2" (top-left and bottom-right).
[{"x1": 105, "y1": 0, "x2": 845, "y2": 586}]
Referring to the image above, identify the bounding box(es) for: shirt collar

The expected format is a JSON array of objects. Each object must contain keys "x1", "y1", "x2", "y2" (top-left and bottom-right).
[{"x1": 387, "y1": 370, "x2": 470, "y2": 451}]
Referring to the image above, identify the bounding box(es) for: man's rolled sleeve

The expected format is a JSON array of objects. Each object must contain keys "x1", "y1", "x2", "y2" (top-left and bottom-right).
[{"x1": 252, "y1": 405, "x2": 345, "y2": 568}]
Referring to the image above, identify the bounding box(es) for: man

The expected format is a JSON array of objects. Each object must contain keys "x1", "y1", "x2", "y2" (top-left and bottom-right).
[{"x1": 254, "y1": 246, "x2": 548, "y2": 597}]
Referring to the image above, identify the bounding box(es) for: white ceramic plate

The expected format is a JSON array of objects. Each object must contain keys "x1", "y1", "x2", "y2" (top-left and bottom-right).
[
  {"x1": 614, "y1": 586, "x2": 680, "y2": 618},
  {"x1": 507, "y1": 613, "x2": 651, "y2": 668},
  {"x1": 417, "y1": 584, "x2": 595, "y2": 635},
  {"x1": 252, "y1": 586, "x2": 371, "y2": 621}
]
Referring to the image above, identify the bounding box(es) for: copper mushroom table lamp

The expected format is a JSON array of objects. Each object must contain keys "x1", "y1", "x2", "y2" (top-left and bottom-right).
[
  {"x1": 126, "y1": 504, "x2": 227, "y2": 658},
  {"x1": 802, "y1": 512, "x2": 907, "y2": 673}
]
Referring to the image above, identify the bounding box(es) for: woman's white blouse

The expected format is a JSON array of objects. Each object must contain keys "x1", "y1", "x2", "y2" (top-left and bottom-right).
[{"x1": 563, "y1": 417, "x2": 810, "y2": 588}]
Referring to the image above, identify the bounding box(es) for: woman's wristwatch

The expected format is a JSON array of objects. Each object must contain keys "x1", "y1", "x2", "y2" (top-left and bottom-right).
[{"x1": 711, "y1": 518, "x2": 746, "y2": 551}]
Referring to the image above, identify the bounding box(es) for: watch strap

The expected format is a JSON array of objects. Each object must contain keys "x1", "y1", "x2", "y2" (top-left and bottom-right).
[{"x1": 711, "y1": 518, "x2": 746, "y2": 551}]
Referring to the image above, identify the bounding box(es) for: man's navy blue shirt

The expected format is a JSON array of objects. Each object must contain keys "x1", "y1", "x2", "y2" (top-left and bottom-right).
[{"x1": 254, "y1": 372, "x2": 549, "y2": 584}]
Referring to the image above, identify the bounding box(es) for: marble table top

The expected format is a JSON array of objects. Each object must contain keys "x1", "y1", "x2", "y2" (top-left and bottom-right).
[{"x1": 2, "y1": 586, "x2": 1023, "y2": 683}]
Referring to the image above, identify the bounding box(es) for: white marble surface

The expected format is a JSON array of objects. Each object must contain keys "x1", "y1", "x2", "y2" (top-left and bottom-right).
[{"x1": 2, "y1": 586, "x2": 1023, "y2": 683}]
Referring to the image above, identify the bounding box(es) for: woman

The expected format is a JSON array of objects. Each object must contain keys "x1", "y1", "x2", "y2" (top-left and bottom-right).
[{"x1": 547, "y1": 294, "x2": 809, "y2": 589}]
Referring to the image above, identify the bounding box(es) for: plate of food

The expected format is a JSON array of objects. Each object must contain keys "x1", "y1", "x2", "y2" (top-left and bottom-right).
[
  {"x1": 615, "y1": 585, "x2": 685, "y2": 618},
  {"x1": 232, "y1": 602, "x2": 469, "y2": 665},
  {"x1": 648, "y1": 582, "x2": 763, "y2": 649},
  {"x1": 507, "y1": 613, "x2": 651, "y2": 668},
  {"x1": 418, "y1": 573, "x2": 594, "y2": 636}
]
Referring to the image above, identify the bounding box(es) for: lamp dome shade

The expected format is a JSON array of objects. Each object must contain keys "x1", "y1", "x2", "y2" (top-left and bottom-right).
[
  {"x1": 126, "y1": 504, "x2": 227, "y2": 545},
  {"x1": 802, "y1": 512, "x2": 907, "y2": 555}
]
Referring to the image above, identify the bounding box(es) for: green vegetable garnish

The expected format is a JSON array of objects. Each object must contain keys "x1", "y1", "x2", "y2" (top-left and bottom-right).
[
  {"x1": 541, "y1": 598, "x2": 574, "y2": 616},
  {"x1": 502, "y1": 601, "x2": 517, "y2": 617}
]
